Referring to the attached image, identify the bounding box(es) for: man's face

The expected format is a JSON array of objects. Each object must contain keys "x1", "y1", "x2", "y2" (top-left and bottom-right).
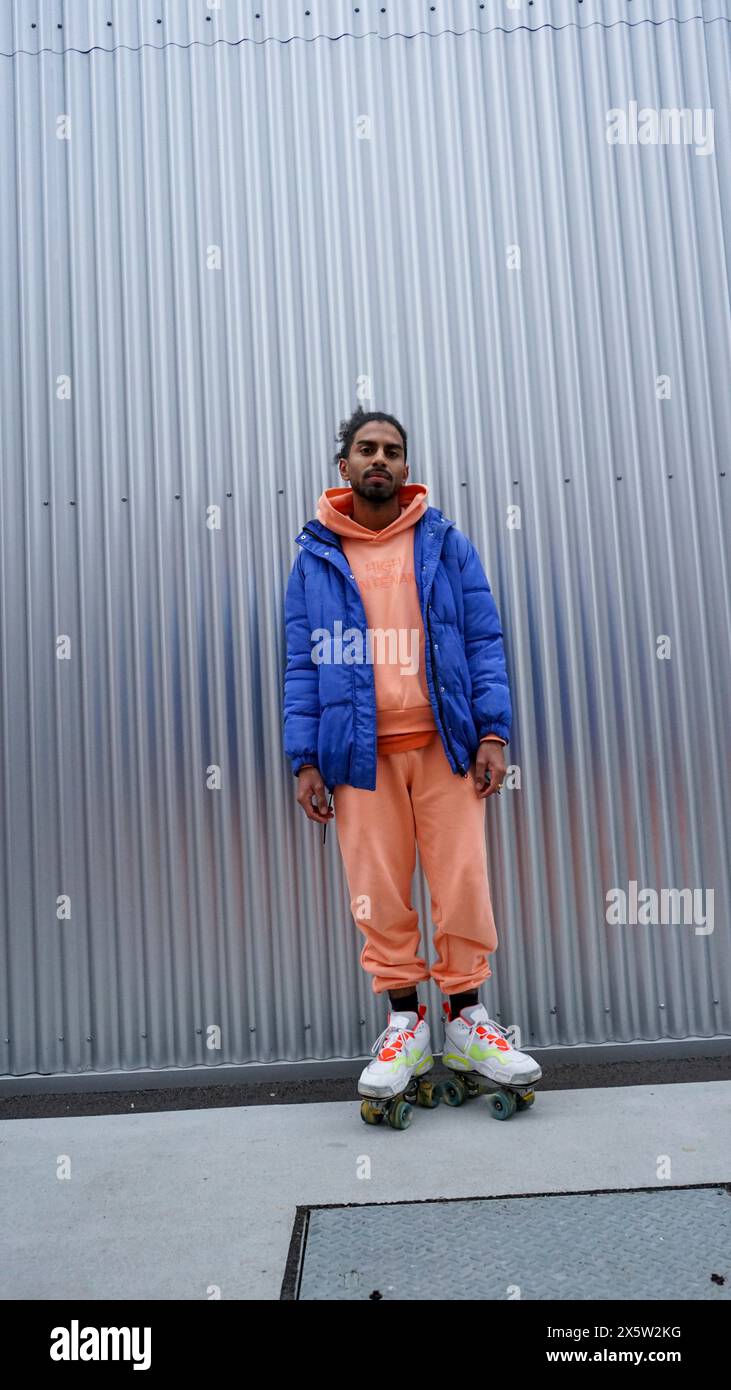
[{"x1": 338, "y1": 422, "x2": 408, "y2": 502}]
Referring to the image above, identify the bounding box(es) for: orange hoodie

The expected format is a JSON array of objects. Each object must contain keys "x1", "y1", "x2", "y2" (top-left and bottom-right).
[
  {"x1": 314, "y1": 482, "x2": 507, "y2": 759},
  {"x1": 316, "y1": 483, "x2": 434, "y2": 751}
]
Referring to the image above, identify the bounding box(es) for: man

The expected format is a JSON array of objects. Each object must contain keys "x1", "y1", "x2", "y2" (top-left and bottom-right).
[{"x1": 283, "y1": 407, "x2": 541, "y2": 1111}]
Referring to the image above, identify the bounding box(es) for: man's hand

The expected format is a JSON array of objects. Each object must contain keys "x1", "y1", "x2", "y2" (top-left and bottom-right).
[
  {"x1": 296, "y1": 767, "x2": 334, "y2": 824},
  {"x1": 474, "y1": 742, "x2": 506, "y2": 800}
]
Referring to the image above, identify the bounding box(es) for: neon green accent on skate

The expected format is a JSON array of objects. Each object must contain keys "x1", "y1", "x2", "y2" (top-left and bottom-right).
[
  {"x1": 443, "y1": 1048, "x2": 507, "y2": 1068},
  {"x1": 375, "y1": 1045, "x2": 427, "y2": 1073},
  {"x1": 443, "y1": 1053, "x2": 472, "y2": 1069},
  {"x1": 468, "y1": 1043, "x2": 508, "y2": 1063},
  {"x1": 376, "y1": 1057, "x2": 408, "y2": 1073}
]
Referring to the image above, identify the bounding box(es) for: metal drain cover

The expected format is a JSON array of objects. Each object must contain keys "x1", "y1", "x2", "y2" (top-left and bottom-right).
[{"x1": 291, "y1": 1187, "x2": 731, "y2": 1300}]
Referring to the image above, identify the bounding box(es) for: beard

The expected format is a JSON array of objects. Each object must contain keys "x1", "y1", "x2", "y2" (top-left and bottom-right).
[{"x1": 352, "y1": 473, "x2": 399, "y2": 502}]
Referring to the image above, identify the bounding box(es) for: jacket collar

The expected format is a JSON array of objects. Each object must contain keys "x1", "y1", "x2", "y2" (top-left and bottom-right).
[{"x1": 296, "y1": 504, "x2": 454, "y2": 550}]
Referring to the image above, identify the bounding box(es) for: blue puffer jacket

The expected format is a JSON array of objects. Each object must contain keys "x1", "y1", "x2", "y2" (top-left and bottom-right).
[{"x1": 282, "y1": 503, "x2": 512, "y2": 791}]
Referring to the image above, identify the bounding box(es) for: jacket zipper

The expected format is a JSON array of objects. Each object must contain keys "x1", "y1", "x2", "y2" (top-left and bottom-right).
[{"x1": 300, "y1": 524, "x2": 466, "y2": 777}]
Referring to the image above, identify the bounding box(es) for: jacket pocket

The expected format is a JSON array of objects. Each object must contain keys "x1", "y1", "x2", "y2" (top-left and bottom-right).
[{"x1": 318, "y1": 701, "x2": 353, "y2": 787}]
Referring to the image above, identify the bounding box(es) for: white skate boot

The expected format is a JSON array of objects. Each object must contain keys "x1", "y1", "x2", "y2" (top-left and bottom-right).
[
  {"x1": 439, "y1": 1002, "x2": 542, "y2": 1120},
  {"x1": 358, "y1": 1004, "x2": 440, "y2": 1130}
]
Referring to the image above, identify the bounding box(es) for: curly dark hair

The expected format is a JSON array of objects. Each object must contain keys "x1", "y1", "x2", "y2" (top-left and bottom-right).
[{"x1": 331, "y1": 405, "x2": 408, "y2": 469}]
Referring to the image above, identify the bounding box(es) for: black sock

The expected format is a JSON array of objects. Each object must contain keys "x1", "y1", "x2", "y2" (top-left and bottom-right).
[
  {"x1": 388, "y1": 988, "x2": 419, "y2": 1015},
  {"x1": 449, "y1": 989, "x2": 479, "y2": 1020}
]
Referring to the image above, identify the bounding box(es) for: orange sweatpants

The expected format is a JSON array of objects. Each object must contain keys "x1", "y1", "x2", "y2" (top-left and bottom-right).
[{"x1": 332, "y1": 735, "x2": 498, "y2": 996}]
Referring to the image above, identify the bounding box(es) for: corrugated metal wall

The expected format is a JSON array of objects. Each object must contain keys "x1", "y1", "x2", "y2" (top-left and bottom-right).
[{"x1": 1, "y1": 0, "x2": 729, "y2": 1081}]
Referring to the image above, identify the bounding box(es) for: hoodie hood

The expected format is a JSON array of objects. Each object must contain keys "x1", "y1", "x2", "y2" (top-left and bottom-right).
[{"x1": 316, "y1": 482, "x2": 429, "y2": 541}]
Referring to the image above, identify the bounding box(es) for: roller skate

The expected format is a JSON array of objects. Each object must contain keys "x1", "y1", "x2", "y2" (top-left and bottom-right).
[
  {"x1": 437, "y1": 1002, "x2": 542, "y2": 1120},
  {"x1": 358, "y1": 1004, "x2": 440, "y2": 1130}
]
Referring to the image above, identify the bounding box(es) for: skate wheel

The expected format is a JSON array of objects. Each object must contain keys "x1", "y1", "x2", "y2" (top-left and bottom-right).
[
  {"x1": 486, "y1": 1089, "x2": 517, "y2": 1120},
  {"x1": 515, "y1": 1091, "x2": 536, "y2": 1111},
  {"x1": 437, "y1": 1076, "x2": 467, "y2": 1107},
  {"x1": 387, "y1": 1098, "x2": 413, "y2": 1130},
  {"x1": 416, "y1": 1077, "x2": 440, "y2": 1108},
  {"x1": 360, "y1": 1099, "x2": 384, "y2": 1125}
]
